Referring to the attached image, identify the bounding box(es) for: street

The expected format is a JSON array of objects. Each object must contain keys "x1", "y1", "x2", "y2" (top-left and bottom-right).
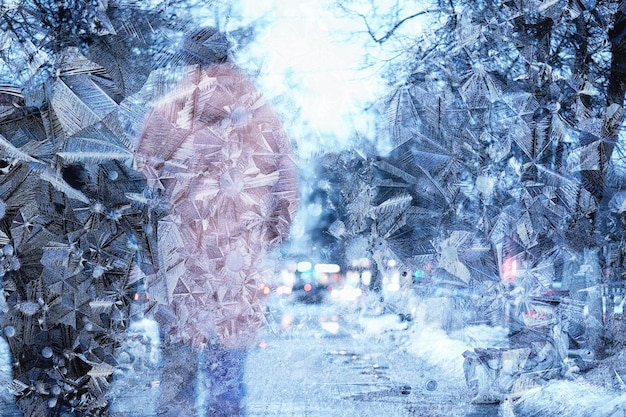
[{"x1": 243, "y1": 297, "x2": 503, "y2": 417}]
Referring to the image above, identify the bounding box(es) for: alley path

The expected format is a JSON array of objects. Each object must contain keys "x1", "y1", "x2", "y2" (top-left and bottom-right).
[{"x1": 243, "y1": 301, "x2": 502, "y2": 417}]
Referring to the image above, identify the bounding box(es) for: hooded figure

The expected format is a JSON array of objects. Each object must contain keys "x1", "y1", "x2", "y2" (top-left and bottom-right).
[{"x1": 133, "y1": 28, "x2": 299, "y2": 415}]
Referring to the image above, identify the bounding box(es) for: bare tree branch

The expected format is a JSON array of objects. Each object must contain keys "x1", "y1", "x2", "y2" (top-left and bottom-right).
[{"x1": 337, "y1": 3, "x2": 440, "y2": 44}]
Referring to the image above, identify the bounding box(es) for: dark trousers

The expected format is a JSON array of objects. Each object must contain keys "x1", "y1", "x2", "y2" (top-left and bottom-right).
[{"x1": 158, "y1": 344, "x2": 247, "y2": 417}]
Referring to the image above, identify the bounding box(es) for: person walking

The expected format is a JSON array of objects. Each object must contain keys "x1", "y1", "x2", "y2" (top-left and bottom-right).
[{"x1": 133, "y1": 28, "x2": 299, "y2": 416}]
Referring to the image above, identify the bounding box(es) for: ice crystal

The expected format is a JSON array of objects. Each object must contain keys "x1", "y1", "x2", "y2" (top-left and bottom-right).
[{"x1": 0, "y1": 96, "x2": 165, "y2": 413}]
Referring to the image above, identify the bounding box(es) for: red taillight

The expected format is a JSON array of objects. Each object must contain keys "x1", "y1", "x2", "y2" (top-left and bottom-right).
[
  {"x1": 502, "y1": 258, "x2": 517, "y2": 283},
  {"x1": 133, "y1": 293, "x2": 149, "y2": 302}
]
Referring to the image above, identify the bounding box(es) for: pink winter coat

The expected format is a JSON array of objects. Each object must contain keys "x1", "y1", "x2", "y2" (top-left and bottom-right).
[{"x1": 134, "y1": 63, "x2": 298, "y2": 348}]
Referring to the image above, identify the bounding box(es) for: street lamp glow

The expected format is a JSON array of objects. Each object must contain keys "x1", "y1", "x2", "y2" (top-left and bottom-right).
[
  {"x1": 314, "y1": 263, "x2": 341, "y2": 274},
  {"x1": 297, "y1": 261, "x2": 312, "y2": 272}
]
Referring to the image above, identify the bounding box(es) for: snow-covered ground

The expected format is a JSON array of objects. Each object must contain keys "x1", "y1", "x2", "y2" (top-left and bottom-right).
[
  {"x1": 383, "y1": 296, "x2": 626, "y2": 417},
  {"x1": 269, "y1": 290, "x2": 626, "y2": 416},
  {"x1": 0, "y1": 292, "x2": 626, "y2": 417},
  {"x1": 400, "y1": 297, "x2": 508, "y2": 381},
  {"x1": 514, "y1": 379, "x2": 626, "y2": 417}
]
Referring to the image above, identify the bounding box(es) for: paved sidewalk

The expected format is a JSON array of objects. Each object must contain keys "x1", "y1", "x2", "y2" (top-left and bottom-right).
[{"x1": 243, "y1": 319, "x2": 495, "y2": 417}]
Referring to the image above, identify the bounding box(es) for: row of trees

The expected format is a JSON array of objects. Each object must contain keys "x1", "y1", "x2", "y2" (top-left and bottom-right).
[{"x1": 303, "y1": 0, "x2": 626, "y2": 375}]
